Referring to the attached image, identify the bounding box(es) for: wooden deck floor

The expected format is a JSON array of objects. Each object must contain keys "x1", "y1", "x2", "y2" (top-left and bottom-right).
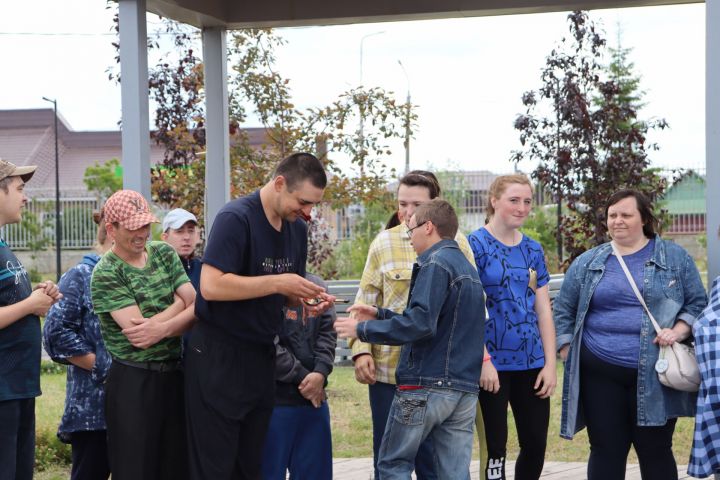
[{"x1": 332, "y1": 458, "x2": 709, "y2": 479}]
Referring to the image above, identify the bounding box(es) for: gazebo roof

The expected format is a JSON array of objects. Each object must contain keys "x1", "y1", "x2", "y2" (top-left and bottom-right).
[{"x1": 145, "y1": 0, "x2": 697, "y2": 29}]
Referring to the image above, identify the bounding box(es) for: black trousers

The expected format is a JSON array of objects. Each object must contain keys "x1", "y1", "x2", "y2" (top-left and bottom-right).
[
  {"x1": 478, "y1": 368, "x2": 549, "y2": 480},
  {"x1": 104, "y1": 361, "x2": 187, "y2": 480},
  {"x1": 580, "y1": 343, "x2": 678, "y2": 480},
  {"x1": 70, "y1": 430, "x2": 110, "y2": 480},
  {"x1": 185, "y1": 323, "x2": 276, "y2": 480}
]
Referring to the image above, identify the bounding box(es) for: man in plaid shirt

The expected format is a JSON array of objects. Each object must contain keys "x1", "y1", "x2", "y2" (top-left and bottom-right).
[
  {"x1": 349, "y1": 171, "x2": 484, "y2": 479},
  {"x1": 689, "y1": 276, "x2": 720, "y2": 479}
]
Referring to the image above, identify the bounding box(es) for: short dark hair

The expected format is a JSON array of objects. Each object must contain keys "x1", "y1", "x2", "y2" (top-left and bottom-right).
[
  {"x1": 414, "y1": 199, "x2": 458, "y2": 240},
  {"x1": 398, "y1": 170, "x2": 442, "y2": 199},
  {"x1": 273, "y1": 153, "x2": 327, "y2": 191},
  {"x1": 605, "y1": 189, "x2": 657, "y2": 239},
  {"x1": 0, "y1": 176, "x2": 13, "y2": 194}
]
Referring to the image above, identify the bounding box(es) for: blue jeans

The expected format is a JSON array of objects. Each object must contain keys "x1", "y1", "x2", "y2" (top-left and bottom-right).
[
  {"x1": 377, "y1": 388, "x2": 476, "y2": 480},
  {"x1": 369, "y1": 382, "x2": 437, "y2": 480},
  {"x1": 0, "y1": 398, "x2": 35, "y2": 480},
  {"x1": 261, "y1": 402, "x2": 333, "y2": 480}
]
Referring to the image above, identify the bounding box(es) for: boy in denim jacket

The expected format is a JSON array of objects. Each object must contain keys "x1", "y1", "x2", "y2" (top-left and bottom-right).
[{"x1": 335, "y1": 199, "x2": 485, "y2": 479}]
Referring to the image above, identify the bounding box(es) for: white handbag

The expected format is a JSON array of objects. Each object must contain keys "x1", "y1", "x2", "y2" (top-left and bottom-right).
[{"x1": 611, "y1": 242, "x2": 700, "y2": 393}]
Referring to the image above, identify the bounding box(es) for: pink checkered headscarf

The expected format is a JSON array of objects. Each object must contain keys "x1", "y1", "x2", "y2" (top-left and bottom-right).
[{"x1": 102, "y1": 190, "x2": 159, "y2": 230}]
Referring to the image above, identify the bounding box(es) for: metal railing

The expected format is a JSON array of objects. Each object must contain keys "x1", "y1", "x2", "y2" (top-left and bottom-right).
[{"x1": 1, "y1": 194, "x2": 100, "y2": 250}]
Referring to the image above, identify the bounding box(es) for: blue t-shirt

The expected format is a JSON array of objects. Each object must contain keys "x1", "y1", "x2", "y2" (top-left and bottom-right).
[
  {"x1": 0, "y1": 239, "x2": 41, "y2": 401},
  {"x1": 468, "y1": 228, "x2": 550, "y2": 371},
  {"x1": 195, "y1": 191, "x2": 308, "y2": 345},
  {"x1": 583, "y1": 239, "x2": 655, "y2": 369}
]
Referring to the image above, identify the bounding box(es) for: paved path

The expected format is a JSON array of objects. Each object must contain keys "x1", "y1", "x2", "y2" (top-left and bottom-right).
[{"x1": 332, "y1": 458, "x2": 708, "y2": 479}]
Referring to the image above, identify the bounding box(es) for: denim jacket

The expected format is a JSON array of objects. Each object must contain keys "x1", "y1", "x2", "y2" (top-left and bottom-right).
[
  {"x1": 357, "y1": 239, "x2": 485, "y2": 394},
  {"x1": 43, "y1": 254, "x2": 111, "y2": 441},
  {"x1": 554, "y1": 236, "x2": 707, "y2": 439}
]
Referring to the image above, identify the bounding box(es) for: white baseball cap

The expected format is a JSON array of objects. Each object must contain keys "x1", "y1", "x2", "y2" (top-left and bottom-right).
[{"x1": 162, "y1": 208, "x2": 198, "y2": 232}]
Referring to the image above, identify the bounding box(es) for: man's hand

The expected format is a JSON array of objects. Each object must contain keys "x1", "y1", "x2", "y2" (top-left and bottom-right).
[
  {"x1": 274, "y1": 274, "x2": 325, "y2": 299},
  {"x1": 122, "y1": 317, "x2": 169, "y2": 349},
  {"x1": 347, "y1": 304, "x2": 378, "y2": 321},
  {"x1": 353, "y1": 353, "x2": 376, "y2": 385},
  {"x1": 27, "y1": 289, "x2": 54, "y2": 316},
  {"x1": 480, "y1": 360, "x2": 500, "y2": 394},
  {"x1": 35, "y1": 280, "x2": 63, "y2": 303},
  {"x1": 299, "y1": 372, "x2": 325, "y2": 408},
  {"x1": 334, "y1": 317, "x2": 360, "y2": 339},
  {"x1": 303, "y1": 292, "x2": 337, "y2": 317}
]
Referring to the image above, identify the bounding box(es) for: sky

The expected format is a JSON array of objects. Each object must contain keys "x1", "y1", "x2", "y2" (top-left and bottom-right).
[{"x1": 0, "y1": 1, "x2": 706, "y2": 177}]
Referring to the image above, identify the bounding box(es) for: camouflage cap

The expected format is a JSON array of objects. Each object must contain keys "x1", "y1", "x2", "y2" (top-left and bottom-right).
[
  {"x1": 0, "y1": 158, "x2": 37, "y2": 183},
  {"x1": 102, "y1": 190, "x2": 159, "y2": 230}
]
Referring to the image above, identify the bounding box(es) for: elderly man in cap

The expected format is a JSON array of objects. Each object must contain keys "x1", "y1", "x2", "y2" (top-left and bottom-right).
[
  {"x1": 0, "y1": 158, "x2": 62, "y2": 480},
  {"x1": 161, "y1": 208, "x2": 202, "y2": 290},
  {"x1": 90, "y1": 190, "x2": 196, "y2": 480}
]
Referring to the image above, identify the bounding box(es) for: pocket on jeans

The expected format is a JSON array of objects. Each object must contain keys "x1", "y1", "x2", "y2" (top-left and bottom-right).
[{"x1": 392, "y1": 390, "x2": 428, "y2": 426}]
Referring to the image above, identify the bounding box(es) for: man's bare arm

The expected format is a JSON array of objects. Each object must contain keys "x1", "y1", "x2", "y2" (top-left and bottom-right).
[
  {"x1": 110, "y1": 283, "x2": 196, "y2": 348},
  {"x1": 200, "y1": 264, "x2": 323, "y2": 302},
  {"x1": 0, "y1": 290, "x2": 54, "y2": 329}
]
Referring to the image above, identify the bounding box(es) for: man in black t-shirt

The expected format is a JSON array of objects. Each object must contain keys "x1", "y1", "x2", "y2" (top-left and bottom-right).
[
  {"x1": 186, "y1": 152, "x2": 334, "y2": 480},
  {"x1": 0, "y1": 158, "x2": 62, "y2": 480}
]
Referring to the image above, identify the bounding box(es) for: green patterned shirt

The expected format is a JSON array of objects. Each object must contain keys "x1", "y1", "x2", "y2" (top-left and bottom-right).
[{"x1": 91, "y1": 241, "x2": 190, "y2": 362}]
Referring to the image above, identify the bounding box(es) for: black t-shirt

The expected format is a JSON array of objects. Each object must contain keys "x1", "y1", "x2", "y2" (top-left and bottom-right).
[
  {"x1": 195, "y1": 191, "x2": 308, "y2": 345},
  {"x1": 0, "y1": 239, "x2": 41, "y2": 401}
]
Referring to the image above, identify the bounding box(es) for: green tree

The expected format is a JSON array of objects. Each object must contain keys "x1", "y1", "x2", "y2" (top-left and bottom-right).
[
  {"x1": 110, "y1": 18, "x2": 416, "y2": 270},
  {"x1": 83, "y1": 158, "x2": 123, "y2": 200}
]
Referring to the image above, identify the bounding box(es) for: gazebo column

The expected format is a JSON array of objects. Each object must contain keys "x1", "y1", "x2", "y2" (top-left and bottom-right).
[
  {"x1": 202, "y1": 27, "x2": 231, "y2": 229},
  {"x1": 118, "y1": 0, "x2": 151, "y2": 198},
  {"x1": 708, "y1": 0, "x2": 720, "y2": 283}
]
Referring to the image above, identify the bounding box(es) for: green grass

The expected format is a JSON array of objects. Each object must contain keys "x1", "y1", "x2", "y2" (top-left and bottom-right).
[
  {"x1": 35, "y1": 365, "x2": 698, "y2": 473},
  {"x1": 326, "y1": 365, "x2": 696, "y2": 463}
]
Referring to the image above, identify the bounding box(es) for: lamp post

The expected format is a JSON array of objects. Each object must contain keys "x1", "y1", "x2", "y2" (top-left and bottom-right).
[
  {"x1": 41, "y1": 97, "x2": 61, "y2": 282},
  {"x1": 359, "y1": 31, "x2": 385, "y2": 85},
  {"x1": 358, "y1": 31, "x2": 385, "y2": 175},
  {"x1": 398, "y1": 60, "x2": 411, "y2": 175}
]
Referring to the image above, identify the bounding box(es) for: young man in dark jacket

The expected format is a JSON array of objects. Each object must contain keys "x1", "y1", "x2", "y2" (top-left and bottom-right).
[
  {"x1": 261, "y1": 273, "x2": 337, "y2": 480},
  {"x1": 335, "y1": 199, "x2": 485, "y2": 479}
]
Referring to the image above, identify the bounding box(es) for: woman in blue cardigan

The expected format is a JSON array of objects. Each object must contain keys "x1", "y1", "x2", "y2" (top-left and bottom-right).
[{"x1": 554, "y1": 189, "x2": 707, "y2": 480}]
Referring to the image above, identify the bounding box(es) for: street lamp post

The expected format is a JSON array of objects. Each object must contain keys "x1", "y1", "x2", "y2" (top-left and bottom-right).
[
  {"x1": 42, "y1": 97, "x2": 61, "y2": 282},
  {"x1": 359, "y1": 31, "x2": 385, "y2": 85},
  {"x1": 358, "y1": 31, "x2": 385, "y2": 175},
  {"x1": 398, "y1": 60, "x2": 411, "y2": 175}
]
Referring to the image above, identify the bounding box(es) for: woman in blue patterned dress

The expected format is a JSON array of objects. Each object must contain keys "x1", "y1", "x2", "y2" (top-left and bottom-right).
[
  {"x1": 43, "y1": 212, "x2": 112, "y2": 480},
  {"x1": 468, "y1": 174, "x2": 556, "y2": 480}
]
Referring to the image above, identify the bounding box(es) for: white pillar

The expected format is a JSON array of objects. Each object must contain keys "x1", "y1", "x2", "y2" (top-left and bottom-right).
[
  {"x1": 708, "y1": 0, "x2": 720, "y2": 283},
  {"x1": 202, "y1": 27, "x2": 231, "y2": 230},
  {"x1": 118, "y1": 0, "x2": 150, "y2": 198}
]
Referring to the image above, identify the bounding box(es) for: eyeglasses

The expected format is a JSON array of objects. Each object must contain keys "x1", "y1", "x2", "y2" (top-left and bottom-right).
[{"x1": 405, "y1": 221, "x2": 427, "y2": 239}]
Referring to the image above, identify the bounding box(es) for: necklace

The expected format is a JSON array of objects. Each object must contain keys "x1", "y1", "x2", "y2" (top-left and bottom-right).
[{"x1": 485, "y1": 223, "x2": 519, "y2": 246}]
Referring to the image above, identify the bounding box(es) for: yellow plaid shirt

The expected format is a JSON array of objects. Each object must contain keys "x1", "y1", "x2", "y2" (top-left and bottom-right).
[{"x1": 349, "y1": 224, "x2": 476, "y2": 384}]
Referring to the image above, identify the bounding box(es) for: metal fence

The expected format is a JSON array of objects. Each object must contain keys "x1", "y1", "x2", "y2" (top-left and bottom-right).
[
  {"x1": 2, "y1": 166, "x2": 706, "y2": 251},
  {"x1": 327, "y1": 167, "x2": 708, "y2": 240},
  {"x1": 1, "y1": 192, "x2": 100, "y2": 250}
]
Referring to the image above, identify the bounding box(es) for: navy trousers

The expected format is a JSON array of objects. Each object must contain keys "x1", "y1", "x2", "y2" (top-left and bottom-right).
[{"x1": 261, "y1": 402, "x2": 333, "y2": 480}]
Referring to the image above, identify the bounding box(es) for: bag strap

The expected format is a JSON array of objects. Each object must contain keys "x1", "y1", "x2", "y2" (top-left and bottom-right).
[{"x1": 610, "y1": 241, "x2": 663, "y2": 335}]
